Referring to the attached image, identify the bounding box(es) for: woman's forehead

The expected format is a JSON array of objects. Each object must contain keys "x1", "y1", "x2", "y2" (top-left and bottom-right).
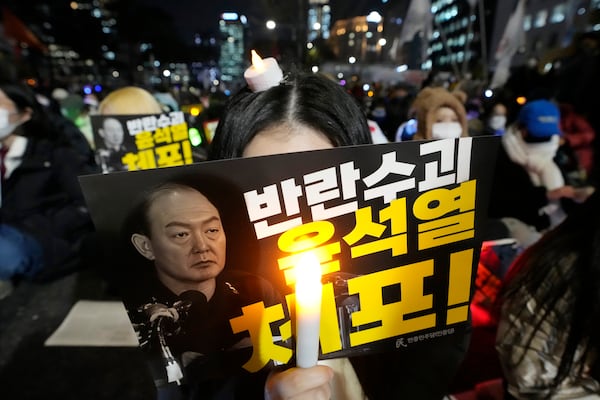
[{"x1": 242, "y1": 124, "x2": 333, "y2": 157}]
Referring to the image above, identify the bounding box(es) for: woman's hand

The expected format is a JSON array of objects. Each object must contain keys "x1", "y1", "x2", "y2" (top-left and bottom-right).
[
  {"x1": 265, "y1": 365, "x2": 333, "y2": 400},
  {"x1": 547, "y1": 185, "x2": 576, "y2": 201},
  {"x1": 547, "y1": 185, "x2": 595, "y2": 203}
]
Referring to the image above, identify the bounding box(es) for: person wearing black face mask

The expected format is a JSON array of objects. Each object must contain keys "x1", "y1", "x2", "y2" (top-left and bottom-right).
[
  {"x1": 382, "y1": 85, "x2": 413, "y2": 141},
  {"x1": 0, "y1": 83, "x2": 94, "y2": 298}
]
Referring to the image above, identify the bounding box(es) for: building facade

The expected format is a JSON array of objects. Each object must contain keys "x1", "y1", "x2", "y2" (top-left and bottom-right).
[
  {"x1": 328, "y1": 12, "x2": 385, "y2": 64},
  {"x1": 217, "y1": 13, "x2": 246, "y2": 87},
  {"x1": 307, "y1": 0, "x2": 332, "y2": 42}
]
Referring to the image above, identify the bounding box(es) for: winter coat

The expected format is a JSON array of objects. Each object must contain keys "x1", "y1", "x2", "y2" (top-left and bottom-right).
[
  {"x1": 560, "y1": 104, "x2": 596, "y2": 177},
  {"x1": 0, "y1": 137, "x2": 94, "y2": 273},
  {"x1": 488, "y1": 127, "x2": 556, "y2": 231}
]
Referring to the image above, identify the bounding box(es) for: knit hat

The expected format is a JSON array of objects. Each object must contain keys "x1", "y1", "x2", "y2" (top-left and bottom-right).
[
  {"x1": 411, "y1": 87, "x2": 468, "y2": 140},
  {"x1": 518, "y1": 99, "x2": 561, "y2": 139}
]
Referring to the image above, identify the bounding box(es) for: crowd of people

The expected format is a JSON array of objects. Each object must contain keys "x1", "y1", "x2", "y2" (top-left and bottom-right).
[{"x1": 1, "y1": 46, "x2": 600, "y2": 399}]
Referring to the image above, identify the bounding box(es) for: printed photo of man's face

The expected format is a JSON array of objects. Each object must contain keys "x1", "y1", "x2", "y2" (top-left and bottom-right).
[
  {"x1": 100, "y1": 117, "x2": 125, "y2": 149},
  {"x1": 131, "y1": 185, "x2": 227, "y2": 296}
]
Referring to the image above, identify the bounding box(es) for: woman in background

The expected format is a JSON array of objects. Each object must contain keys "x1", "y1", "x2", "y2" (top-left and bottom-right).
[
  {"x1": 496, "y1": 190, "x2": 600, "y2": 399},
  {"x1": 410, "y1": 86, "x2": 469, "y2": 140},
  {"x1": 0, "y1": 82, "x2": 94, "y2": 297}
]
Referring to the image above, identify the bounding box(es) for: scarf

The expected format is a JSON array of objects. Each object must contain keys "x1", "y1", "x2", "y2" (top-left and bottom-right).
[
  {"x1": 502, "y1": 126, "x2": 566, "y2": 227},
  {"x1": 502, "y1": 127, "x2": 564, "y2": 190}
]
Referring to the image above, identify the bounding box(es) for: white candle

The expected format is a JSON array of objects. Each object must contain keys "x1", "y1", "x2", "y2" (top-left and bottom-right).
[
  {"x1": 295, "y1": 252, "x2": 323, "y2": 368},
  {"x1": 243, "y1": 50, "x2": 283, "y2": 92}
]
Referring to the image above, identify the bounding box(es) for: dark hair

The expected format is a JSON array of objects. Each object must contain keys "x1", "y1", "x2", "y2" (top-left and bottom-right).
[
  {"x1": 123, "y1": 182, "x2": 219, "y2": 239},
  {"x1": 498, "y1": 190, "x2": 600, "y2": 393},
  {"x1": 0, "y1": 82, "x2": 62, "y2": 142},
  {"x1": 208, "y1": 72, "x2": 372, "y2": 160}
]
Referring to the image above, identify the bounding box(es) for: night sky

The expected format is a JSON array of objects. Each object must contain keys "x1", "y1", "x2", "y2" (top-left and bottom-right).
[{"x1": 143, "y1": 0, "x2": 384, "y2": 42}]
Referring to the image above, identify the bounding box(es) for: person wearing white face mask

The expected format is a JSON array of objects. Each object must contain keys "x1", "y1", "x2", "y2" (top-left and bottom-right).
[
  {"x1": 0, "y1": 82, "x2": 94, "y2": 299},
  {"x1": 0, "y1": 108, "x2": 20, "y2": 139},
  {"x1": 430, "y1": 109, "x2": 464, "y2": 140},
  {"x1": 409, "y1": 86, "x2": 469, "y2": 141},
  {"x1": 485, "y1": 103, "x2": 508, "y2": 136},
  {"x1": 488, "y1": 98, "x2": 595, "y2": 241}
]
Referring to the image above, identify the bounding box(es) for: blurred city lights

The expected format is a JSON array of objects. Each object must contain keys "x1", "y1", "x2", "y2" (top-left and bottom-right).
[
  {"x1": 188, "y1": 127, "x2": 203, "y2": 146},
  {"x1": 221, "y1": 13, "x2": 239, "y2": 21},
  {"x1": 366, "y1": 11, "x2": 382, "y2": 23}
]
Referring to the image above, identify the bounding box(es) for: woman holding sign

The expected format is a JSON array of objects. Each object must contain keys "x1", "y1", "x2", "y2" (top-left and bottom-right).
[{"x1": 208, "y1": 54, "x2": 470, "y2": 400}]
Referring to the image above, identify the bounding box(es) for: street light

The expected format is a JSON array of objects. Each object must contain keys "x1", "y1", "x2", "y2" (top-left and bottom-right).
[
  {"x1": 366, "y1": 11, "x2": 382, "y2": 24},
  {"x1": 263, "y1": 18, "x2": 305, "y2": 62}
]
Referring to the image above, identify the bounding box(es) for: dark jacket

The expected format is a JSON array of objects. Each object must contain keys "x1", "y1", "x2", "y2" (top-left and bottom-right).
[
  {"x1": 126, "y1": 269, "x2": 285, "y2": 400},
  {"x1": 0, "y1": 137, "x2": 94, "y2": 272},
  {"x1": 488, "y1": 144, "x2": 551, "y2": 231}
]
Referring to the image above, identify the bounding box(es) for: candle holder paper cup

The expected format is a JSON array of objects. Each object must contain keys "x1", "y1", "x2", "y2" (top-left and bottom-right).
[{"x1": 243, "y1": 50, "x2": 284, "y2": 93}]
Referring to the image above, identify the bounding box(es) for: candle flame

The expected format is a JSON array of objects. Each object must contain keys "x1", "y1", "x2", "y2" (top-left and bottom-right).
[
  {"x1": 295, "y1": 252, "x2": 322, "y2": 289},
  {"x1": 251, "y1": 49, "x2": 265, "y2": 72}
]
